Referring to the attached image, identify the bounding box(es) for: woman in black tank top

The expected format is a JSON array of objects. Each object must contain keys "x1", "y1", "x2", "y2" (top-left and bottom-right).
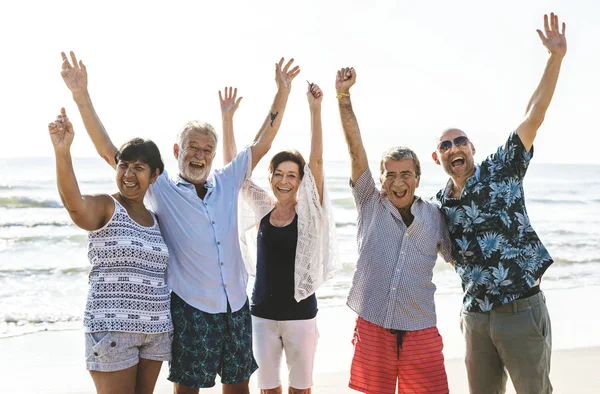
[{"x1": 221, "y1": 82, "x2": 332, "y2": 394}]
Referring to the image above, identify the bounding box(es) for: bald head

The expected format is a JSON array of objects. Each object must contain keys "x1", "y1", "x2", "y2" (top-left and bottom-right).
[{"x1": 435, "y1": 128, "x2": 469, "y2": 147}]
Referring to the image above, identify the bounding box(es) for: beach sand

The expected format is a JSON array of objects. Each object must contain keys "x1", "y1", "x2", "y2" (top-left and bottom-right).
[{"x1": 2, "y1": 288, "x2": 599, "y2": 393}]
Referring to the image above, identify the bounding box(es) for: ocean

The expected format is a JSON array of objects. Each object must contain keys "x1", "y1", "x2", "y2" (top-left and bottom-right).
[{"x1": 1, "y1": 157, "x2": 599, "y2": 338}]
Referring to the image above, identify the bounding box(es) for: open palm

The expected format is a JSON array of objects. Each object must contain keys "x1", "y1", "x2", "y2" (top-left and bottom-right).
[
  {"x1": 61, "y1": 51, "x2": 88, "y2": 94},
  {"x1": 275, "y1": 57, "x2": 300, "y2": 91},
  {"x1": 219, "y1": 86, "x2": 243, "y2": 116},
  {"x1": 537, "y1": 13, "x2": 567, "y2": 57}
]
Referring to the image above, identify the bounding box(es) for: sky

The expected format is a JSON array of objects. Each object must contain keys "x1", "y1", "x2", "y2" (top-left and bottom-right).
[{"x1": 0, "y1": 0, "x2": 598, "y2": 166}]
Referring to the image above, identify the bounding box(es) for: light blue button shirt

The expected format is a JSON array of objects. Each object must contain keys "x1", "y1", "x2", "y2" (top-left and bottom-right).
[{"x1": 146, "y1": 147, "x2": 252, "y2": 314}]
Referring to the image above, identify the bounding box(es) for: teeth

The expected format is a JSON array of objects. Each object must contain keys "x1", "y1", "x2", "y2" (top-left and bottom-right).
[{"x1": 124, "y1": 182, "x2": 136, "y2": 187}]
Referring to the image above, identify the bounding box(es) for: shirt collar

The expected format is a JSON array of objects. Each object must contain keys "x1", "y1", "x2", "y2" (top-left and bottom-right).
[
  {"x1": 175, "y1": 175, "x2": 214, "y2": 190},
  {"x1": 443, "y1": 164, "x2": 481, "y2": 199}
]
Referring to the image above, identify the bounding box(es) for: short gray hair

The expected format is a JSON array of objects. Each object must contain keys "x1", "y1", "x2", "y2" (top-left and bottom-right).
[
  {"x1": 176, "y1": 120, "x2": 218, "y2": 147},
  {"x1": 379, "y1": 146, "x2": 421, "y2": 177}
]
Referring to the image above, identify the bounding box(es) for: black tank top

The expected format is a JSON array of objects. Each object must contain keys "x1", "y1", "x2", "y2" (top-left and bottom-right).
[{"x1": 250, "y1": 211, "x2": 318, "y2": 320}]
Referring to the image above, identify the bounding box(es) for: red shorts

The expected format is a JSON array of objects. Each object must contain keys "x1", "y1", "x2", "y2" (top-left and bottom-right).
[{"x1": 349, "y1": 317, "x2": 448, "y2": 394}]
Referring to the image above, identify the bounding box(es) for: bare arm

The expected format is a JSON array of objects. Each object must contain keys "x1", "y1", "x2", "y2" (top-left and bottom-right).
[
  {"x1": 49, "y1": 108, "x2": 112, "y2": 231},
  {"x1": 336, "y1": 67, "x2": 368, "y2": 184},
  {"x1": 250, "y1": 58, "x2": 300, "y2": 170},
  {"x1": 219, "y1": 87, "x2": 243, "y2": 165},
  {"x1": 517, "y1": 13, "x2": 567, "y2": 151},
  {"x1": 61, "y1": 51, "x2": 118, "y2": 169},
  {"x1": 307, "y1": 82, "x2": 324, "y2": 205}
]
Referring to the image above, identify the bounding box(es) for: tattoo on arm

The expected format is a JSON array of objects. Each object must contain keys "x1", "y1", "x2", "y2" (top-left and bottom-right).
[{"x1": 270, "y1": 111, "x2": 279, "y2": 127}]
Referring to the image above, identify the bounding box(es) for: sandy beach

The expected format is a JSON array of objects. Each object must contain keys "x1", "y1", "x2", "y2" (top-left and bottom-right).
[{"x1": 2, "y1": 286, "x2": 599, "y2": 394}]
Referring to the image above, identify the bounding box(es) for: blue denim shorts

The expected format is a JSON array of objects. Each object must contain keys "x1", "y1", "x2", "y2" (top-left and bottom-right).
[
  {"x1": 168, "y1": 292, "x2": 258, "y2": 388},
  {"x1": 85, "y1": 330, "x2": 173, "y2": 372}
]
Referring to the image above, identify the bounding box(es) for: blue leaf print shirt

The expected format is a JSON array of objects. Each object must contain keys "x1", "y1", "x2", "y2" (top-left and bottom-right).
[{"x1": 435, "y1": 131, "x2": 553, "y2": 312}]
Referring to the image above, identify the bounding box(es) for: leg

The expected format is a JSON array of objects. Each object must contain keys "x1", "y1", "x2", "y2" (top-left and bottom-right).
[
  {"x1": 288, "y1": 388, "x2": 311, "y2": 394},
  {"x1": 220, "y1": 301, "x2": 258, "y2": 391},
  {"x1": 173, "y1": 383, "x2": 200, "y2": 394},
  {"x1": 252, "y1": 316, "x2": 285, "y2": 391},
  {"x1": 348, "y1": 317, "x2": 398, "y2": 394},
  {"x1": 168, "y1": 292, "x2": 224, "y2": 391},
  {"x1": 494, "y1": 293, "x2": 552, "y2": 394},
  {"x1": 222, "y1": 378, "x2": 250, "y2": 394},
  {"x1": 134, "y1": 359, "x2": 163, "y2": 394},
  {"x1": 396, "y1": 326, "x2": 448, "y2": 394},
  {"x1": 461, "y1": 311, "x2": 507, "y2": 394},
  {"x1": 136, "y1": 331, "x2": 173, "y2": 394},
  {"x1": 280, "y1": 318, "x2": 319, "y2": 392},
  {"x1": 85, "y1": 331, "x2": 141, "y2": 394},
  {"x1": 90, "y1": 365, "x2": 138, "y2": 394}
]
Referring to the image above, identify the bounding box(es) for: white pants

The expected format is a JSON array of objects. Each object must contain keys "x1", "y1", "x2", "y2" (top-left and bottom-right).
[{"x1": 252, "y1": 316, "x2": 319, "y2": 390}]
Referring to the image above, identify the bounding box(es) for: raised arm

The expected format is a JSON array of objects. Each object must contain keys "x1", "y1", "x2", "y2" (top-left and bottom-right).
[
  {"x1": 517, "y1": 13, "x2": 567, "y2": 151},
  {"x1": 219, "y1": 87, "x2": 243, "y2": 165},
  {"x1": 48, "y1": 108, "x2": 113, "y2": 231},
  {"x1": 307, "y1": 82, "x2": 324, "y2": 204},
  {"x1": 61, "y1": 51, "x2": 118, "y2": 169},
  {"x1": 336, "y1": 67, "x2": 368, "y2": 184},
  {"x1": 250, "y1": 57, "x2": 300, "y2": 170}
]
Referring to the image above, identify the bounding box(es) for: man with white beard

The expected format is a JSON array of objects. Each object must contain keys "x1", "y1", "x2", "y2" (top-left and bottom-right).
[{"x1": 60, "y1": 52, "x2": 300, "y2": 394}]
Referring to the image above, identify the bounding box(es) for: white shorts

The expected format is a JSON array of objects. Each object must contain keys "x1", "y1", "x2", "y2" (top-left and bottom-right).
[{"x1": 252, "y1": 315, "x2": 319, "y2": 390}]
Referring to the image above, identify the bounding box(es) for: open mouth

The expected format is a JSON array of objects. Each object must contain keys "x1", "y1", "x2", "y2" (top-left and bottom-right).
[
  {"x1": 190, "y1": 161, "x2": 206, "y2": 170},
  {"x1": 277, "y1": 186, "x2": 292, "y2": 193},
  {"x1": 392, "y1": 190, "x2": 407, "y2": 199},
  {"x1": 123, "y1": 181, "x2": 138, "y2": 188},
  {"x1": 451, "y1": 156, "x2": 465, "y2": 168}
]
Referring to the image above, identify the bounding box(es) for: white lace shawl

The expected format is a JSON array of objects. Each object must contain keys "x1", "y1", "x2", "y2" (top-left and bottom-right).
[{"x1": 238, "y1": 164, "x2": 340, "y2": 302}]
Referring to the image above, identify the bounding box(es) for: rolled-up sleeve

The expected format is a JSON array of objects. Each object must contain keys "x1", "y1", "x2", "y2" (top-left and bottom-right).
[{"x1": 220, "y1": 146, "x2": 253, "y2": 190}]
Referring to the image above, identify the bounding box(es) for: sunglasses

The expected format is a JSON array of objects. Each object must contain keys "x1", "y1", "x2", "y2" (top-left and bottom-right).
[{"x1": 437, "y1": 136, "x2": 469, "y2": 153}]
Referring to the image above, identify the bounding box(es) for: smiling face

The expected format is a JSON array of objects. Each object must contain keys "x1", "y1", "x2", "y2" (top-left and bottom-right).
[
  {"x1": 432, "y1": 128, "x2": 476, "y2": 179},
  {"x1": 174, "y1": 129, "x2": 216, "y2": 185},
  {"x1": 116, "y1": 159, "x2": 158, "y2": 200},
  {"x1": 269, "y1": 161, "x2": 301, "y2": 204},
  {"x1": 380, "y1": 158, "x2": 420, "y2": 211}
]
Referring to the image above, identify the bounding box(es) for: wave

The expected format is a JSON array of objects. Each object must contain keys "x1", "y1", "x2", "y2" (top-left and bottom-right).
[
  {"x1": 528, "y1": 198, "x2": 590, "y2": 205},
  {"x1": 0, "y1": 234, "x2": 87, "y2": 245},
  {"x1": 0, "y1": 266, "x2": 89, "y2": 277},
  {"x1": 331, "y1": 197, "x2": 355, "y2": 208},
  {"x1": 0, "y1": 196, "x2": 62, "y2": 209},
  {"x1": 552, "y1": 257, "x2": 600, "y2": 266},
  {"x1": 0, "y1": 221, "x2": 72, "y2": 229},
  {"x1": 0, "y1": 184, "x2": 42, "y2": 191}
]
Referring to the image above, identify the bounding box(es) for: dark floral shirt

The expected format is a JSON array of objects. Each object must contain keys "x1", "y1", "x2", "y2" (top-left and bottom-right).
[{"x1": 436, "y1": 131, "x2": 553, "y2": 312}]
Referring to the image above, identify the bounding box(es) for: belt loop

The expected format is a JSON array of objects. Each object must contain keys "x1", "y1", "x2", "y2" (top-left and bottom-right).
[{"x1": 512, "y1": 299, "x2": 518, "y2": 315}]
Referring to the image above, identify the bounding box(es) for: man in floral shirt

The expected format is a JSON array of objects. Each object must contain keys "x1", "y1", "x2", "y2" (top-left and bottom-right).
[{"x1": 433, "y1": 13, "x2": 567, "y2": 394}]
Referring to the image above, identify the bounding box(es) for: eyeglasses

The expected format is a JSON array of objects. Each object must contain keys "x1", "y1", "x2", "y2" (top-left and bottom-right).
[{"x1": 437, "y1": 136, "x2": 469, "y2": 153}]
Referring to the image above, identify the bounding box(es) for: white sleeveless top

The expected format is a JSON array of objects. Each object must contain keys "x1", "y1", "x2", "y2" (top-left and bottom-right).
[
  {"x1": 84, "y1": 197, "x2": 172, "y2": 333},
  {"x1": 239, "y1": 164, "x2": 340, "y2": 302}
]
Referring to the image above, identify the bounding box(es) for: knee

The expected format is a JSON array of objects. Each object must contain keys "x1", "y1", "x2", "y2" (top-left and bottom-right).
[
  {"x1": 288, "y1": 388, "x2": 311, "y2": 394},
  {"x1": 260, "y1": 387, "x2": 283, "y2": 394},
  {"x1": 173, "y1": 383, "x2": 199, "y2": 394}
]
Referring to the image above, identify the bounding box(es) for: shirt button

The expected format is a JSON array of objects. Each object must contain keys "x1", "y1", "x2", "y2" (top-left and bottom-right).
[
  {"x1": 217, "y1": 242, "x2": 221, "y2": 245},
  {"x1": 212, "y1": 221, "x2": 215, "y2": 224},
  {"x1": 405, "y1": 232, "x2": 410, "y2": 236},
  {"x1": 110, "y1": 341, "x2": 116, "y2": 347},
  {"x1": 220, "y1": 262, "x2": 224, "y2": 266},
  {"x1": 204, "y1": 202, "x2": 207, "y2": 205},
  {"x1": 391, "y1": 288, "x2": 396, "y2": 291},
  {"x1": 223, "y1": 284, "x2": 227, "y2": 289}
]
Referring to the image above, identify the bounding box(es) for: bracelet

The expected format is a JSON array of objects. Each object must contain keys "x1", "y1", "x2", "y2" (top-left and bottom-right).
[{"x1": 336, "y1": 92, "x2": 350, "y2": 99}]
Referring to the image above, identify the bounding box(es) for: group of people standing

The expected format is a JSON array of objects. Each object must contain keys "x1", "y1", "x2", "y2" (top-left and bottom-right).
[{"x1": 48, "y1": 12, "x2": 566, "y2": 394}]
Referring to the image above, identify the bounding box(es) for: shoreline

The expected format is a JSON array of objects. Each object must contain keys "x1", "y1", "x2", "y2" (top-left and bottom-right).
[{"x1": 1, "y1": 328, "x2": 598, "y2": 393}]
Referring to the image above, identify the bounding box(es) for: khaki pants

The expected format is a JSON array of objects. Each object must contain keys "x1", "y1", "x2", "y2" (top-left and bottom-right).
[{"x1": 460, "y1": 292, "x2": 552, "y2": 394}]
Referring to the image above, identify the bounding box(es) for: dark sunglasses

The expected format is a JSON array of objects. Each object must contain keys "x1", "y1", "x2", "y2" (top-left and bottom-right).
[{"x1": 437, "y1": 136, "x2": 469, "y2": 153}]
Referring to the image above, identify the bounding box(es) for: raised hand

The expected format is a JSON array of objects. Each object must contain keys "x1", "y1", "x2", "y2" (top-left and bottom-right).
[
  {"x1": 307, "y1": 81, "x2": 323, "y2": 108},
  {"x1": 336, "y1": 67, "x2": 356, "y2": 94},
  {"x1": 536, "y1": 13, "x2": 567, "y2": 58},
  {"x1": 219, "y1": 87, "x2": 243, "y2": 117},
  {"x1": 61, "y1": 51, "x2": 88, "y2": 95},
  {"x1": 275, "y1": 58, "x2": 300, "y2": 91},
  {"x1": 48, "y1": 108, "x2": 74, "y2": 150}
]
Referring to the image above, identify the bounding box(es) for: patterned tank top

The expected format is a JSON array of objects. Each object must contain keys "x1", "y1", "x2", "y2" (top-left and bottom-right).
[{"x1": 84, "y1": 197, "x2": 172, "y2": 333}]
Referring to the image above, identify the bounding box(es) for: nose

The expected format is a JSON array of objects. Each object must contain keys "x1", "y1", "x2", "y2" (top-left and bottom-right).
[{"x1": 124, "y1": 166, "x2": 134, "y2": 176}]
